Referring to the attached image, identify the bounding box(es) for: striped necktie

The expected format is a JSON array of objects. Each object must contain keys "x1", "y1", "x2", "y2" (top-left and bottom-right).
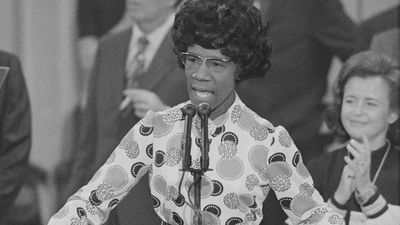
[{"x1": 126, "y1": 36, "x2": 149, "y2": 88}]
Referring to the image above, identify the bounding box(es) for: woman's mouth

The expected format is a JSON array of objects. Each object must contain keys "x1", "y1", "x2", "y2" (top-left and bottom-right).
[
  {"x1": 193, "y1": 88, "x2": 213, "y2": 100},
  {"x1": 349, "y1": 120, "x2": 367, "y2": 126}
]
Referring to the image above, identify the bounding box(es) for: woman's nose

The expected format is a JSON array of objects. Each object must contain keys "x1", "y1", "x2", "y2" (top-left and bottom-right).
[
  {"x1": 353, "y1": 102, "x2": 364, "y2": 115},
  {"x1": 193, "y1": 62, "x2": 210, "y2": 80}
]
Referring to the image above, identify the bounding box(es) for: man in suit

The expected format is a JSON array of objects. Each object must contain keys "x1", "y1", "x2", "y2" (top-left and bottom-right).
[
  {"x1": 238, "y1": 1, "x2": 359, "y2": 224},
  {"x1": 0, "y1": 50, "x2": 31, "y2": 225},
  {"x1": 76, "y1": 0, "x2": 130, "y2": 106},
  {"x1": 67, "y1": 0, "x2": 187, "y2": 224}
]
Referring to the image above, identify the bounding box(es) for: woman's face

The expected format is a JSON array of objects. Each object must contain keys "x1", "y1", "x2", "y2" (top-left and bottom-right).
[
  {"x1": 341, "y1": 76, "x2": 398, "y2": 144},
  {"x1": 183, "y1": 44, "x2": 238, "y2": 119}
]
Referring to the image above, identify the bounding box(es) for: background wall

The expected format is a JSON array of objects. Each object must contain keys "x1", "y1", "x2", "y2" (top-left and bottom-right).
[
  {"x1": 0, "y1": 0, "x2": 398, "y2": 223},
  {"x1": 0, "y1": 0, "x2": 79, "y2": 221}
]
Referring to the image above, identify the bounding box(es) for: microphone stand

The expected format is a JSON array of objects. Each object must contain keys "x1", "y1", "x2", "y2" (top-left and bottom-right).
[
  {"x1": 180, "y1": 103, "x2": 211, "y2": 225},
  {"x1": 181, "y1": 104, "x2": 196, "y2": 171},
  {"x1": 193, "y1": 103, "x2": 211, "y2": 225}
]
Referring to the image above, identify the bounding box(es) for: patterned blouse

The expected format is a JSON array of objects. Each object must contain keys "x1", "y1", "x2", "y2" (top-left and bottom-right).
[{"x1": 48, "y1": 94, "x2": 343, "y2": 225}]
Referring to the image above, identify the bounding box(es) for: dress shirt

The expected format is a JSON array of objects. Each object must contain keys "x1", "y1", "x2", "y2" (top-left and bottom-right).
[{"x1": 126, "y1": 14, "x2": 175, "y2": 73}]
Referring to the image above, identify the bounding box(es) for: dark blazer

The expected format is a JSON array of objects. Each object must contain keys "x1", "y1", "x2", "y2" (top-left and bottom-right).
[
  {"x1": 68, "y1": 28, "x2": 188, "y2": 225},
  {"x1": 77, "y1": 0, "x2": 125, "y2": 37},
  {"x1": 0, "y1": 51, "x2": 31, "y2": 224}
]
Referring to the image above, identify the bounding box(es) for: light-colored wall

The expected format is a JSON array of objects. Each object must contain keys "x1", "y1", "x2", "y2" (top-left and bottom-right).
[
  {"x1": 0, "y1": 0, "x2": 79, "y2": 221},
  {"x1": 0, "y1": 0, "x2": 20, "y2": 53}
]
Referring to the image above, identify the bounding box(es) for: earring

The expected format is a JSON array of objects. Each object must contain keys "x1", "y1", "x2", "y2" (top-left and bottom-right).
[{"x1": 192, "y1": 72, "x2": 197, "y2": 78}]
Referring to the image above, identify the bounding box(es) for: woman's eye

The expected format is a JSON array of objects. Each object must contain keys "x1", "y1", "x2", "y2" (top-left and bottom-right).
[
  {"x1": 209, "y1": 60, "x2": 226, "y2": 68},
  {"x1": 344, "y1": 99, "x2": 354, "y2": 104},
  {"x1": 187, "y1": 56, "x2": 200, "y2": 63}
]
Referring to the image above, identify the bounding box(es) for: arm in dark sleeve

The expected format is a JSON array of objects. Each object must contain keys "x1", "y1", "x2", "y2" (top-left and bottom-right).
[
  {"x1": 313, "y1": 0, "x2": 360, "y2": 60},
  {"x1": 0, "y1": 52, "x2": 31, "y2": 215},
  {"x1": 306, "y1": 157, "x2": 324, "y2": 197}
]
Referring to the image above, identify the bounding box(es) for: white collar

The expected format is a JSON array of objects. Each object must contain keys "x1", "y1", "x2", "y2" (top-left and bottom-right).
[{"x1": 126, "y1": 14, "x2": 175, "y2": 71}]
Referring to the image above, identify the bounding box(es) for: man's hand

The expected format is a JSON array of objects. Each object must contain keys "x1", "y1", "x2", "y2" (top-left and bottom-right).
[{"x1": 119, "y1": 88, "x2": 169, "y2": 118}]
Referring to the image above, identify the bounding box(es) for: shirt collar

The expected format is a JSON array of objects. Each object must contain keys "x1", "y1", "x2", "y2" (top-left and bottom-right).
[
  {"x1": 128, "y1": 13, "x2": 175, "y2": 70},
  {"x1": 130, "y1": 13, "x2": 175, "y2": 50}
]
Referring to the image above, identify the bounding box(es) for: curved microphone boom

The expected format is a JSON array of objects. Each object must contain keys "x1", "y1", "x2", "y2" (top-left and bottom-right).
[
  {"x1": 181, "y1": 103, "x2": 196, "y2": 171},
  {"x1": 197, "y1": 103, "x2": 211, "y2": 171}
]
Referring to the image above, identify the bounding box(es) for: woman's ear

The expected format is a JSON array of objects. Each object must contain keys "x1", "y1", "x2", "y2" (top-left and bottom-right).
[
  {"x1": 234, "y1": 67, "x2": 242, "y2": 82},
  {"x1": 388, "y1": 110, "x2": 399, "y2": 124}
]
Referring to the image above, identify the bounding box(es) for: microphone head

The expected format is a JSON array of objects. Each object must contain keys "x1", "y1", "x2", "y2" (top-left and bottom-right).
[
  {"x1": 182, "y1": 103, "x2": 196, "y2": 117},
  {"x1": 197, "y1": 103, "x2": 211, "y2": 117}
]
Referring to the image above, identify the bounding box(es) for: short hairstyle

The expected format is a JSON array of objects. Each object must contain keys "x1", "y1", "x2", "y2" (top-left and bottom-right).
[
  {"x1": 325, "y1": 50, "x2": 400, "y2": 145},
  {"x1": 171, "y1": 0, "x2": 272, "y2": 81}
]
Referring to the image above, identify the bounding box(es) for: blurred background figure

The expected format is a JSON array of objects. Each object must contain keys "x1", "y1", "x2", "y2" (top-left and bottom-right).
[
  {"x1": 0, "y1": 50, "x2": 31, "y2": 224},
  {"x1": 54, "y1": 0, "x2": 130, "y2": 209},
  {"x1": 237, "y1": 0, "x2": 359, "y2": 165},
  {"x1": 358, "y1": 4, "x2": 399, "y2": 52},
  {"x1": 370, "y1": 28, "x2": 399, "y2": 66},
  {"x1": 76, "y1": 0, "x2": 130, "y2": 108},
  {"x1": 66, "y1": 0, "x2": 188, "y2": 224},
  {"x1": 7, "y1": 164, "x2": 46, "y2": 225},
  {"x1": 307, "y1": 51, "x2": 400, "y2": 224},
  {"x1": 358, "y1": 3, "x2": 399, "y2": 66}
]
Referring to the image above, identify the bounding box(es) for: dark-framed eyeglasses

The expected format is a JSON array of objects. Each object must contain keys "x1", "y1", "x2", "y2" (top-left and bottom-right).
[{"x1": 179, "y1": 52, "x2": 232, "y2": 74}]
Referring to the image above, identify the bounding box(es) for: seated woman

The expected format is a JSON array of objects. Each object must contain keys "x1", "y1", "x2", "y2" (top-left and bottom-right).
[
  {"x1": 307, "y1": 50, "x2": 400, "y2": 224},
  {"x1": 48, "y1": 0, "x2": 343, "y2": 224}
]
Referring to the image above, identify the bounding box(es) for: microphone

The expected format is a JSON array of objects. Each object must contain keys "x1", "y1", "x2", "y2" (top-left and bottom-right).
[
  {"x1": 197, "y1": 103, "x2": 211, "y2": 171},
  {"x1": 181, "y1": 103, "x2": 196, "y2": 171}
]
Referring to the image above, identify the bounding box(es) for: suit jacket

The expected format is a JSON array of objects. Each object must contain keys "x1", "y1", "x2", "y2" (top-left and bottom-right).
[
  {"x1": 235, "y1": 1, "x2": 358, "y2": 224},
  {"x1": 68, "y1": 28, "x2": 188, "y2": 225},
  {"x1": 77, "y1": 0, "x2": 125, "y2": 37},
  {"x1": 0, "y1": 51, "x2": 31, "y2": 224}
]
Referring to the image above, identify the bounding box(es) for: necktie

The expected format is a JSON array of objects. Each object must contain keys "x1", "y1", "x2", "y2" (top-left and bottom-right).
[{"x1": 126, "y1": 36, "x2": 149, "y2": 88}]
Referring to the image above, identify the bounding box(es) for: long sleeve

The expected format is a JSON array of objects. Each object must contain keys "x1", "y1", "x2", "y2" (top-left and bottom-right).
[
  {"x1": 0, "y1": 52, "x2": 31, "y2": 219},
  {"x1": 267, "y1": 126, "x2": 343, "y2": 224},
  {"x1": 327, "y1": 192, "x2": 400, "y2": 225},
  {"x1": 48, "y1": 111, "x2": 156, "y2": 225},
  {"x1": 365, "y1": 204, "x2": 400, "y2": 225}
]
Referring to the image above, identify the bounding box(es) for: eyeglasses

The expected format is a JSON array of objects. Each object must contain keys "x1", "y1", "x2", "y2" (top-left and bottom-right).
[{"x1": 179, "y1": 52, "x2": 232, "y2": 73}]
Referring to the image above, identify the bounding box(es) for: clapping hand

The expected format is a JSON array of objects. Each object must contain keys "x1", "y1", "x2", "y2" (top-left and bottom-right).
[
  {"x1": 334, "y1": 165, "x2": 355, "y2": 204},
  {"x1": 344, "y1": 135, "x2": 375, "y2": 204}
]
